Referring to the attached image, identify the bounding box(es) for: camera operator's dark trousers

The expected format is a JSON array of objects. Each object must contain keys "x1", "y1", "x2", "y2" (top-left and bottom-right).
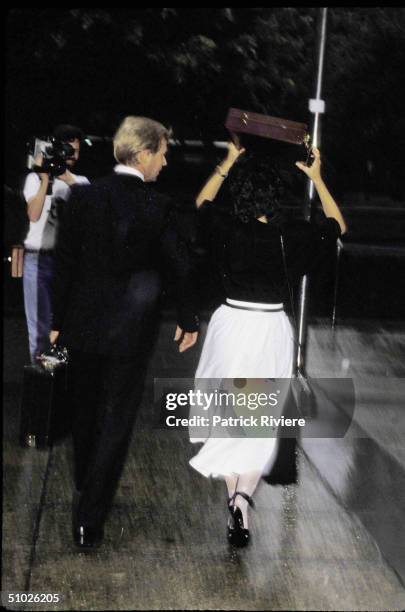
[{"x1": 67, "y1": 351, "x2": 149, "y2": 529}]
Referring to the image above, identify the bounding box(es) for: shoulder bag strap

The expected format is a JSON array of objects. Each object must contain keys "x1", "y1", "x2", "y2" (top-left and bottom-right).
[
  {"x1": 280, "y1": 230, "x2": 316, "y2": 412},
  {"x1": 279, "y1": 230, "x2": 297, "y2": 330}
]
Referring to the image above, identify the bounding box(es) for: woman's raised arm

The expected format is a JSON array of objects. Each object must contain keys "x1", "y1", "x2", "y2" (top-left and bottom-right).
[
  {"x1": 296, "y1": 147, "x2": 347, "y2": 235},
  {"x1": 196, "y1": 142, "x2": 245, "y2": 208}
]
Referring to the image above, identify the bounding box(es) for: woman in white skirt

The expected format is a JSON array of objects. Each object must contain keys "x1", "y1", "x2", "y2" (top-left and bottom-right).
[{"x1": 187, "y1": 143, "x2": 347, "y2": 546}]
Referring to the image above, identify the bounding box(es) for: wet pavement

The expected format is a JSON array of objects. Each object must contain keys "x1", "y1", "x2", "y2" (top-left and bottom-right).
[{"x1": 3, "y1": 312, "x2": 405, "y2": 611}]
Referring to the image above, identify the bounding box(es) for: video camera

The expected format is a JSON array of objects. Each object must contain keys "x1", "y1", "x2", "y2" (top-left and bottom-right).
[{"x1": 27, "y1": 138, "x2": 75, "y2": 177}]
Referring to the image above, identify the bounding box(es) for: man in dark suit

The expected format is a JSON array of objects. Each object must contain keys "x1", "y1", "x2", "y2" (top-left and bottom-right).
[{"x1": 50, "y1": 116, "x2": 199, "y2": 548}]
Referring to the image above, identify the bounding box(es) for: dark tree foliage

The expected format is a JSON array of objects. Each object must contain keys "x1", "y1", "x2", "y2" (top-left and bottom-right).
[
  {"x1": 5, "y1": 8, "x2": 405, "y2": 197},
  {"x1": 325, "y1": 8, "x2": 405, "y2": 198}
]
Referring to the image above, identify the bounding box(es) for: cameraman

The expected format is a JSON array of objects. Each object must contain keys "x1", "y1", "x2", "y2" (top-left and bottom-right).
[{"x1": 23, "y1": 124, "x2": 90, "y2": 363}]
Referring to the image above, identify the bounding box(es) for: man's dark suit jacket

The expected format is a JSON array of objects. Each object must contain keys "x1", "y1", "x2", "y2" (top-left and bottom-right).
[{"x1": 52, "y1": 172, "x2": 199, "y2": 356}]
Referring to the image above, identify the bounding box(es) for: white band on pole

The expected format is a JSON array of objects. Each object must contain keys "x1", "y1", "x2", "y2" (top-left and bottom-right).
[{"x1": 309, "y1": 98, "x2": 325, "y2": 113}]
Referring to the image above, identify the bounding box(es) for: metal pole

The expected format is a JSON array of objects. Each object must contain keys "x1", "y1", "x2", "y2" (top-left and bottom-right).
[{"x1": 296, "y1": 7, "x2": 328, "y2": 372}]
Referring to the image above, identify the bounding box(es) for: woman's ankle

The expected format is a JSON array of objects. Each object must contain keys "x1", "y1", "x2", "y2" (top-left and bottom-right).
[{"x1": 232, "y1": 496, "x2": 249, "y2": 528}]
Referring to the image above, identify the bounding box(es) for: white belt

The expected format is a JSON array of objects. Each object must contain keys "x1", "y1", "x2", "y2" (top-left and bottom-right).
[{"x1": 226, "y1": 298, "x2": 284, "y2": 312}]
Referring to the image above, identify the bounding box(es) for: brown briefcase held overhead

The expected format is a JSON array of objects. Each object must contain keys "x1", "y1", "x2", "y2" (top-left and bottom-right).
[{"x1": 225, "y1": 107, "x2": 310, "y2": 155}]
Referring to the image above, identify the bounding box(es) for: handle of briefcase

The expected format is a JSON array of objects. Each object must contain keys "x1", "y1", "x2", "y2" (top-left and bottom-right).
[{"x1": 280, "y1": 230, "x2": 317, "y2": 419}]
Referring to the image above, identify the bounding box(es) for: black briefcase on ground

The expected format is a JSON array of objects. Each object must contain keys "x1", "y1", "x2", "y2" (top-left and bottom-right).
[{"x1": 19, "y1": 348, "x2": 70, "y2": 449}]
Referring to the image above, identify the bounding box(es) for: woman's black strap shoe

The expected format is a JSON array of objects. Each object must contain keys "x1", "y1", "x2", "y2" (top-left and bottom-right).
[{"x1": 227, "y1": 491, "x2": 254, "y2": 547}]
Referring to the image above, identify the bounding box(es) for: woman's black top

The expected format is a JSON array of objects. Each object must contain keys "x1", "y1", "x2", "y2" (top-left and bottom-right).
[{"x1": 199, "y1": 196, "x2": 341, "y2": 306}]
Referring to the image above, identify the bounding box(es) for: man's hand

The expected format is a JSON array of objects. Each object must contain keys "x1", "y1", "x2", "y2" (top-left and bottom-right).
[
  {"x1": 296, "y1": 146, "x2": 322, "y2": 184},
  {"x1": 174, "y1": 325, "x2": 198, "y2": 353},
  {"x1": 49, "y1": 330, "x2": 60, "y2": 346},
  {"x1": 56, "y1": 170, "x2": 76, "y2": 186}
]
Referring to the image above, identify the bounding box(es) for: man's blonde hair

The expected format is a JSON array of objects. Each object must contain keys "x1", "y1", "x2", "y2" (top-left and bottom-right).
[{"x1": 113, "y1": 116, "x2": 171, "y2": 165}]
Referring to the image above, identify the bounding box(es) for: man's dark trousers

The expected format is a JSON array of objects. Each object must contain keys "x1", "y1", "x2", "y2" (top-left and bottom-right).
[
  {"x1": 68, "y1": 352, "x2": 145, "y2": 529},
  {"x1": 67, "y1": 291, "x2": 160, "y2": 530}
]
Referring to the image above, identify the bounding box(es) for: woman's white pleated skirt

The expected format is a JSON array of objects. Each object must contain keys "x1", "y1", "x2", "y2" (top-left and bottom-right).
[{"x1": 189, "y1": 300, "x2": 294, "y2": 479}]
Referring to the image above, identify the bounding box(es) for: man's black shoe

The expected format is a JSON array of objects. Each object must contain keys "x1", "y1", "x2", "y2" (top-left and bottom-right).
[{"x1": 73, "y1": 524, "x2": 104, "y2": 550}]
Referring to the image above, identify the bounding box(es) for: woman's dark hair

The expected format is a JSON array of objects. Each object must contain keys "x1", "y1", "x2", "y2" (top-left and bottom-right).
[
  {"x1": 52, "y1": 124, "x2": 84, "y2": 142},
  {"x1": 228, "y1": 154, "x2": 284, "y2": 223}
]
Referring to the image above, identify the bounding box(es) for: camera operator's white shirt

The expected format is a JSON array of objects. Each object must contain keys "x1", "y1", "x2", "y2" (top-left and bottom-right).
[{"x1": 23, "y1": 172, "x2": 89, "y2": 251}]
